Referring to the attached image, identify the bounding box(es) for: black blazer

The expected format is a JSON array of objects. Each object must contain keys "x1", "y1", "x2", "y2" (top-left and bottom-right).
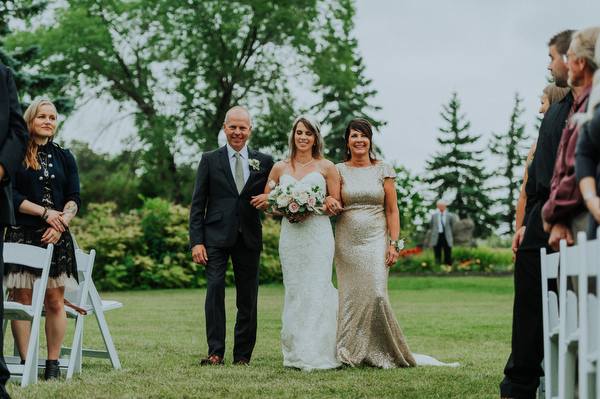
[
  {"x1": 0, "y1": 64, "x2": 29, "y2": 226},
  {"x1": 11, "y1": 142, "x2": 81, "y2": 227},
  {"x1": 575, "y1": 104, "x2": 600, "y2": 238},
  {"x1": 189, "y1": 145, "x2": 274, "y2": 251}
]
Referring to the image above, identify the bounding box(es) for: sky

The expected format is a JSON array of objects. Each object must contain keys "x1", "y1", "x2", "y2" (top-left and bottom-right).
[
  {"x1": 351, "y1": 0, "x2": 600, "y2": 175},
  {"x1": 59, "y1": 0, "x2": 600, "y2": 176}
]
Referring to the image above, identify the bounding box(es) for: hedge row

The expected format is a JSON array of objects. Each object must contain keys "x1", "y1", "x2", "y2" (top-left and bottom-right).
[
  {"x1": 70, "y1": 199, "x2": 283, "y2": 291},
  {"x1": 70, "y1": 199, "x2": 513, "y2": 291}
]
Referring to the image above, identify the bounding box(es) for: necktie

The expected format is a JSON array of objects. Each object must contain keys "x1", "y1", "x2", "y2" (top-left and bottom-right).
[{"x1": 234, "y1": 153, "x2": 244, "y2": 194}]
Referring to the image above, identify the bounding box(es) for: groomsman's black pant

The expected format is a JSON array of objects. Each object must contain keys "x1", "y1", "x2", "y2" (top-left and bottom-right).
[
  {"x1": 500, "y1": 249, "x2": 555, "y2": 399},
  {"x1": 204, "y1": 233, "x2": 261, "y2": 363},
  {"x1": 0, "y1": 232, "x2": 11, "y2": 398},
  {"x1": 434, "y1": 233, "x2": 452, "y2": 265}
]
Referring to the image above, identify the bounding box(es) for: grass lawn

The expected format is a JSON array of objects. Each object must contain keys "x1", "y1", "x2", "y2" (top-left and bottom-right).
[{"x1": 5, "y1": 276, "x2": 515, "y2": 398}]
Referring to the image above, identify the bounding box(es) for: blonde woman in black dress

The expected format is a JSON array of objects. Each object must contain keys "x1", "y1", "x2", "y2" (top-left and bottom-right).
[{"x1": 4, "y1": 98, "x2": 80, "y2": 379}]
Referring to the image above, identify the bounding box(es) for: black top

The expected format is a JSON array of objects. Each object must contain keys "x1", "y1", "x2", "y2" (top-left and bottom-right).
[
  {"x1": 519, "y1": 91, "x2": 573, "y2": 252},
  {"x1": 575, "y1": 104, "x2": 600, "y2": 183},
  {"x1": 574, "y1": 104, "x2": 600, "y2": 238},
  {"x1": 12, "y1": 141, "x2": 81, "y2": 226}
]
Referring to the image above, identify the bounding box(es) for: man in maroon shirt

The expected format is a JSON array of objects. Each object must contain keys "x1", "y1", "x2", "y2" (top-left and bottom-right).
[{"x1": 542, "y1": 27, "x2": 600, "y2": 250}]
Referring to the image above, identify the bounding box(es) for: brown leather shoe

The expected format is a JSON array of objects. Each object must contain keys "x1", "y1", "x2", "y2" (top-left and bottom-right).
[
  {"x1": 232, "y1": 359, "x2": 250, "y2": 367},
  {"x1": 201, "y1": 355, "x2": 224, "y2": 365}
]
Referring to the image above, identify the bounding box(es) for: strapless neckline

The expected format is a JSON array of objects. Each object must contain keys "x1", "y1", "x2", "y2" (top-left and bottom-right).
[{"x1": 280, "y1": 171, "x2": 324, "y2": 183}]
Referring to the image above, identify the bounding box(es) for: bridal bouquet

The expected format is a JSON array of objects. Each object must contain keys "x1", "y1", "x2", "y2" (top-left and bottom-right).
[{"x1": 266, "y1": 180, "x2": 325, "y2": 216}]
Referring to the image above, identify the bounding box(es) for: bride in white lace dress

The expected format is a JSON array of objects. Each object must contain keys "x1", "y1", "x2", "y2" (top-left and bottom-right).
[{"x1": 263, "y1": 115, "x2": 342, "y2": 371}]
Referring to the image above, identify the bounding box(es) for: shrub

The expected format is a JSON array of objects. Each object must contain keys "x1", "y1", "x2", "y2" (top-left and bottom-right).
[
  {"x1": 71, "y1": 198, "x2": 511, "y2": 291},
  {"x1": 70, "y1": 201, "x2": 283, "y2": 291}
]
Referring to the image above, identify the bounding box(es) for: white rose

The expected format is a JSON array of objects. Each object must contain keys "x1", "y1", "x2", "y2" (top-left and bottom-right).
[
  {"x1": 296, "y1": 191, "x2": 309, "y2": 204},
  {"x1": 277, "y1": 194, "x2": 292, "y2": 208}
]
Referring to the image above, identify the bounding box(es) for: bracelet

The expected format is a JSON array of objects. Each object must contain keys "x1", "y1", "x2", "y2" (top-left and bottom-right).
[
  {"x1": 584, "y1": 192, "x2": 596, "y2": 201},
  {"x1": 41, "y1": 208, "x2": 48, "y2": 220},
  {"x1": 391, "y1": 238, "x2": 405, "y2": 252}
]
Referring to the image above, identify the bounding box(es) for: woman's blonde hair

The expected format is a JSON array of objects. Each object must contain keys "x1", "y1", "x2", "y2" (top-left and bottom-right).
[{"x1": 23, "y1": 98, "x2": 57, "y2": 170}]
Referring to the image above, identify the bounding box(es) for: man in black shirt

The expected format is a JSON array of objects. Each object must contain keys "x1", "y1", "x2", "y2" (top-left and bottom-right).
[{"x1": 500, "y1": 30, "x2": 574, "y2": 399}]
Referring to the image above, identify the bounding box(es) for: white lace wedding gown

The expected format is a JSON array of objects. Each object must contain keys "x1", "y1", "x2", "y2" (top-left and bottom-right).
[{"x1": 278, "y1": 172, "x2": 341, "y2": 371}]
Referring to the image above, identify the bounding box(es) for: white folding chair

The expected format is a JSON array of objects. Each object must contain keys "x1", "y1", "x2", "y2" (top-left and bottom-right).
[
  {"x1": 580, "y1": 230, "x2": 599, "y2": 399},
  {"x1": 558, "y1": 238, "x2": 581, "y2": 399},
  {"x1": 37, "y1": 248, "x2": 95, "y2": 378},
  {"x1": 59, "y1": 236, "x2": 122, "y2": 373},
  {"x1": 2, "y1": 243, "x2": 53, "y2": 386},
  {"x1": 540, "y1": 247, "x2": 560, "y2": 399}
]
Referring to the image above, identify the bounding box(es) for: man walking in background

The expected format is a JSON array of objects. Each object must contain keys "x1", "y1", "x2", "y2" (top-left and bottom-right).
[{"x1": 429, "y1": 199, "x2": 455, "y2": 265}]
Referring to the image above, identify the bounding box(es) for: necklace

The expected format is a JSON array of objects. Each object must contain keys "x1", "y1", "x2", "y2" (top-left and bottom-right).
[
  {"x1": 38, "y1": 150, "x2": 49, "y2": 178},
  {"x1": 294, "y1": 158, "x2": 314, "y2": 167}
]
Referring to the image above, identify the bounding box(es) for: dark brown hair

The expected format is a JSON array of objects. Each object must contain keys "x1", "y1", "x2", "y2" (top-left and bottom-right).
[
  {"x1": 548, "y1": 30, "x2": 575, "y2": 55},
  {"x1": 343, "y1": 118, "x2": 377, "y2": 162}
]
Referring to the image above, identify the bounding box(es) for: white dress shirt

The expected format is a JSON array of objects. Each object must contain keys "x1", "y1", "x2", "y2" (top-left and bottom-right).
[
  {"x1": 437, "y1": 209, "x2": 447, "y2": 233},
  {"x1": 226, "y1": 143, "x2": 250, "y2": 186}
]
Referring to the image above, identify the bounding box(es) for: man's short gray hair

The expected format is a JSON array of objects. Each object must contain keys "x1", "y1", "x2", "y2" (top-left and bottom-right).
[
  {"x1": 223, "y1": 106, "x2": 252, "y2": 126},
  {"x1": 572, "y1": 26, "x2": 600, "y2": 72},
  {"x1": 436, "y1": 199, "x2": 446, "y2": 206}
]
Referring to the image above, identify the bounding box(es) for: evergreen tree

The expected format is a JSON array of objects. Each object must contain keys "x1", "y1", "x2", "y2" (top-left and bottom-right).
[
  {"x1": 489, "y1": 92, "x2": 530, "y2": 235},
  {"x1": 0, "y1": 0, "x2": 72, "y2": 112},
  {"x1": 425, "y1": 92, "x2": 498, "y2": 238}
]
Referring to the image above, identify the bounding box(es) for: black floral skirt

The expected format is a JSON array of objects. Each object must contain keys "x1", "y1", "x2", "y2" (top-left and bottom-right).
[{"x1": 4, "y1": 224, "x2": 79, "y2": 291}]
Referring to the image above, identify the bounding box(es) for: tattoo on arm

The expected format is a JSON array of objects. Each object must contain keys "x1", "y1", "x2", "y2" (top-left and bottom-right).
[{"x1": 64, "y1": 203, "x2": 78, "y2": 219}]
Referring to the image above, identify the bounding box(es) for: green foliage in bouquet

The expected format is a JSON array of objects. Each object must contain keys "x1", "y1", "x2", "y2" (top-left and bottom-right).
[{"x1": 70, "y1": 199, "x2": 283, "y2": 291}]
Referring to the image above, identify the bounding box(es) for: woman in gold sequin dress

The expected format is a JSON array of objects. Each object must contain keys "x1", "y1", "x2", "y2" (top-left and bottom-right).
[{"x1": 328, "y1": 119, "x2": 458, "y2": 369}]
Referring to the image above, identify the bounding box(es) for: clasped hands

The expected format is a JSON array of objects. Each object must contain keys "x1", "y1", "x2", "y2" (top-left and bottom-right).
[
  {"x1": 323, "y1": 196, "x2": 343, "y2": 216},
  {"x1": 41, "y1": 209, "x2": 68, "y2": 245}
]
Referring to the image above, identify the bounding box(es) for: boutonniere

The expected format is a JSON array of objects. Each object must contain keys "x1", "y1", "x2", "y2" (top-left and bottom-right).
[{"x1": 249, "y1": 159, "x2": 260, "y2": 171}]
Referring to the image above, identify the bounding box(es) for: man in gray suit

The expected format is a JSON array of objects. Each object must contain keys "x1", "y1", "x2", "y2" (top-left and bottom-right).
[
  {"x1": 0, "y1": 63, "x2": 29, "y2": 398},
  {"x1": 429, "y1": 199, "x2": 455, "y2": 265},
  {"x1": 189, "y1": 106, "x2": 274, "y2": 367}
]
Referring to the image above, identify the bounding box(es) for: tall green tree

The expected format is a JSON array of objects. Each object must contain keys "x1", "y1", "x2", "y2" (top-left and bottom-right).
[
  {"x1": 425, "y1": 92, "x2": 498, "y2": 238},
  {"x1": 5, "y1": 0, "x2": 375, "y2": 202},
  {"x1": 0, "y1": 0, "x2": 72, "y2": 111},
  {"x1": 489, "y1": 92, "x2": 530, "y2": 235},
  {"x1": 311, "y1": 0, "x2": 385, "y2": 163}
]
